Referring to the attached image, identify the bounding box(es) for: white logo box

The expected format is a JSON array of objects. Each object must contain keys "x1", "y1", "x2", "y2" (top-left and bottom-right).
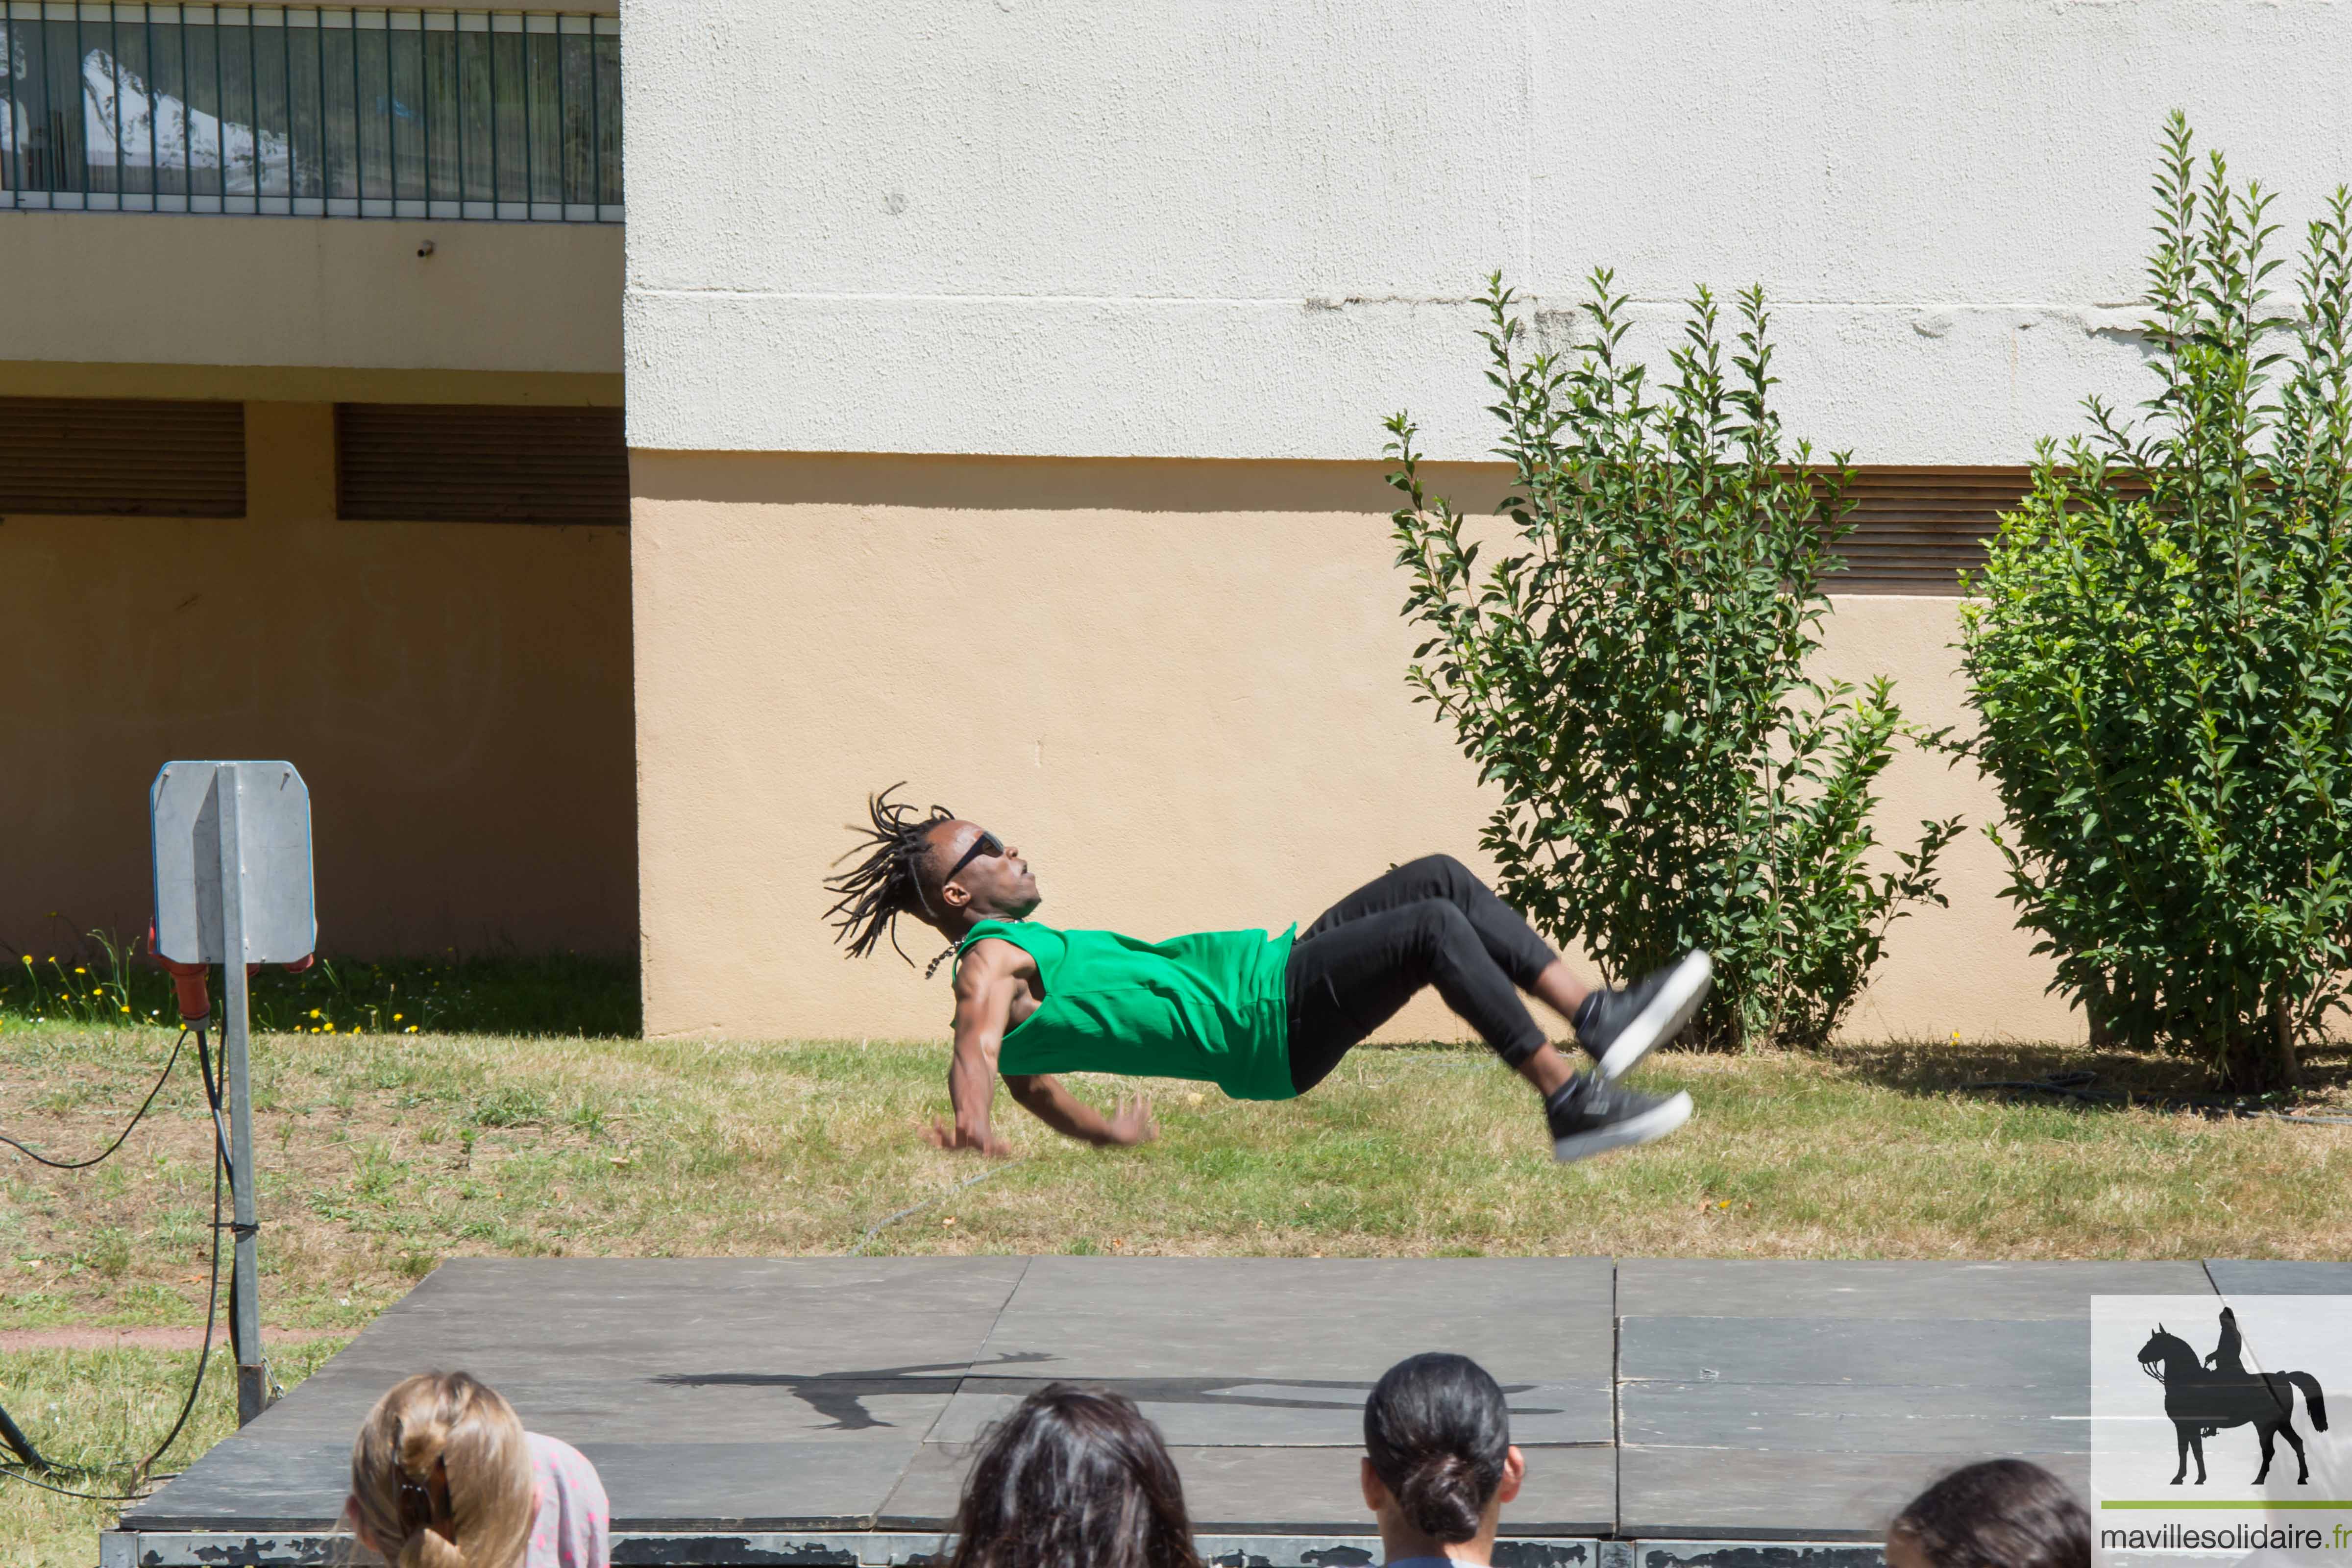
[{"x1": 2093, "y1": 1296, "x2": 2352, "y2": 1568}]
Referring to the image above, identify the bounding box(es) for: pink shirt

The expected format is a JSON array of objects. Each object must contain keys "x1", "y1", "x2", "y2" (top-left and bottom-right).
[{"x1": 524, "y1": 1432, "x2": 610, "y2": 1568}]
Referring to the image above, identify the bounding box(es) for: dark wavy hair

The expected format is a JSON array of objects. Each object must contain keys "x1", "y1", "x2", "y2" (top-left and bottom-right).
[
  {"x1": 947, "y1": 1385, "x2": 1200, "y2": 1568},
  {"x1": 1363, "y1": 1352, "x2": 1511, "y2": 1544},
  {"x1": 1892, "y1": 1460, "x2": 2088, "y2": 1568},
  {"x1": 823, "y1": 784, "x2": 956, "y2": 963}
]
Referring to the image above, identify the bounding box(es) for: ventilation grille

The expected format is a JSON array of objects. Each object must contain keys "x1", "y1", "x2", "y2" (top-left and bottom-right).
[
  {"x1": 0, "y1": 398, "x2": 246, "y2": 516},
  {"x1": 1821, "y1": 466, "x2": 2035, "y2": 594},
  {"x1": 335, "y1": 404, "x2": 629, "y2": 524}
]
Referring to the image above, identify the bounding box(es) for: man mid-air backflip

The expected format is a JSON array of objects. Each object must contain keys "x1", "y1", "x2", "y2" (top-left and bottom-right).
[{"x1": 824, "y1": 787, "x2": 1711, "y2": 1163}]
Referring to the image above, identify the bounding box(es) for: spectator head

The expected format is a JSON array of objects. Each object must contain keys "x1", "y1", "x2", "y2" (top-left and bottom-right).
[
  {"x1": 1889, "y1": 1460, "x2": 2089, "y2": 1568},
  {"x1": 346, "y1": 1371, "x2": 537, "y2": 1568},
  {"x1": 1360, "y1": 1352, "x2": 1525, "y2": 1548},
  {"x1": 948, "y1": 1384, "x2": 1200, "y2": 1568}
]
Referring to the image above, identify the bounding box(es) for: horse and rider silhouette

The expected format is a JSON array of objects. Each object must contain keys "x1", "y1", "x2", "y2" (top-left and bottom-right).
[{"x1": 2137, "y1": 1308, "x2": 2329, "y2": 1486}]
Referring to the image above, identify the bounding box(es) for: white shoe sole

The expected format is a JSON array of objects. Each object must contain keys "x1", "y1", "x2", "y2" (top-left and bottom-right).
[
  {"x1": 1595, "y1": 950, "x2": 1715, "y2": 1081},
  {"x1": 1551, "y1": 1090, "x2": 1693, "y2": 1163}
]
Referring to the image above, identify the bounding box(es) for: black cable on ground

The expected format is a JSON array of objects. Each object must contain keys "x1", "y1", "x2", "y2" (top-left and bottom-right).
[
  {"x1": 0, "y1": 1028, "x2": 188, "y2": 1169},
  {"x1": 0, "y1": 1464, "x2": 164, "y2": 1502},
  {"x1": 130, "y1": 1028, "x2": 229, "y2": 1485},
  {"x1": 195, "y1": 1026, "x2": 235, "y2": 1180},
  {"x1": 1961, "y1": 1069, "x2": 2352, "y2": 1125},
  {"x1": 0, "y1": 1403, "x2": 46, "y2": 1470},
  {"x1": 0, "y1": 1025, "x2": 230, "y2": 1498}
]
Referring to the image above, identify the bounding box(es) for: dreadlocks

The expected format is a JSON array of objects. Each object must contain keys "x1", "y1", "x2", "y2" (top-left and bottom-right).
[{"x1": 825, "y1": 784, "x2": 958, "y2": 965}]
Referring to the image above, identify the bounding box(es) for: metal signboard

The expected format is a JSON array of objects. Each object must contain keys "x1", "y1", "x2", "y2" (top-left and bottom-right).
[{"x1": 151, "y1": 761, "x2": 315, "y2": 965}]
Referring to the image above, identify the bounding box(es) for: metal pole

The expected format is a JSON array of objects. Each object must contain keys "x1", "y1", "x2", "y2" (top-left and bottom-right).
[
  {"x1": 346, "y1": 1, "x2": 356, "y2": 211},
  {"x1": 214, "y1": 763, "x2": 268, "y2": 1428},
  {"x1": 453, "y1": 14, "x2": 463, "y2": 211},
  {"x1": 37, "y1": 4, "x2": 54, "y2": 195},
  {"x1": 109, "y1": 6, "x2": 121, "y2": 204},
  {"x1": 243, "y1": 8, "x2": 255, "y2": 204},
  {"x1": 420, "y1": 14, "x2": 430, "y2": 210},
  {"x1": 146, "y1": 4, "x2": 158, "y2": 204},
  {"x1": 379, "y1": 9, "x2": 388, "y2": 206},
  {"x1": 73, "y1": 4, "x2": 83, "y2": 197},
  {"x1": 3, "y1": 14, "x2": 16, "y2": 204},
  {"x1": 586, "y1": 19, "x2": 597, "y2": 215},
  {"x1": 485, "y1": 11, "x2": 494, "y2": 213},
  {"x1": 314, "y1": 7, "x2": 325, "y2": 206},
  {"x1": 519, "y1": 15, "x2": 529, "y2": 217},
  {"x1": 280, "y1": 8, "x2": 293, "y2": 208},
  {"x1": 213, "y1": 3, "x2": 224, "y2": 204}
]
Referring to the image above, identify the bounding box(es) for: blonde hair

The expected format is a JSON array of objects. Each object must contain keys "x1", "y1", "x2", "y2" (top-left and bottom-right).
[{"x1": 348, "y1": 1372, "x2": 535, "y2": 1568}]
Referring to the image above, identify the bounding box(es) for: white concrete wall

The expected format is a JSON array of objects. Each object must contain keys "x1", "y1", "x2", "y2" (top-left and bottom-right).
[{"x1": 621, "y1": 0, "x2": 2352, "y2": 463}]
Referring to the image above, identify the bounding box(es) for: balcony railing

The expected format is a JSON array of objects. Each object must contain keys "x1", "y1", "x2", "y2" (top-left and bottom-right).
[{"x1": 1, "y1": 4, "x2": 619, "y2": 220}]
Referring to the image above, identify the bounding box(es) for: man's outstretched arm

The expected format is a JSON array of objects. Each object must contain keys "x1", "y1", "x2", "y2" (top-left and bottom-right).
[
  {"x1": 1003, "y1": 1074, "x2": 1157, "y2": 1149},
  {"x1": 931, "y1": 938, "x2": 1157, "y2": 1154},
  {"x1": 931, "y1": 943, "x2": 1017, "y2": 1155}
]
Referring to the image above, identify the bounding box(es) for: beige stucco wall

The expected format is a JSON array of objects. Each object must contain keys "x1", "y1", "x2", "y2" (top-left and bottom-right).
[
  {"x1": 0, "y1": 362, "x2": 622, "y2": 407},
  {"x1": 1, "y1": 401, "x2": 637, "y2": 961},
  {"x1": 0, "y1": 213, "x2": 622, "y2": 377},
  {"x1": 632, "y1": 451, "x2": 2078, "y2": 1045}
]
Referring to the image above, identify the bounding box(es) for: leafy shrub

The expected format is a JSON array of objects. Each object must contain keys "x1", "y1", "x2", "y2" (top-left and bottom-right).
[
  {"x1": 1389, "y1": 273, "x2": 1958, "y2": 1048},
  {"x1": 1960, "y1": 115, "x2": 2352, "y2": 1089}
]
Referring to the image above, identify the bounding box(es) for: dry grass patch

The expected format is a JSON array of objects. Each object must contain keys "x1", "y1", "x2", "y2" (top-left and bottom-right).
[
  {"x1": 4, "y1": 1026, "x2": 2349, "y2": 1344},
  {"x1": 4, "y1": 1025, "x2": 2350, "y2": 1565}
]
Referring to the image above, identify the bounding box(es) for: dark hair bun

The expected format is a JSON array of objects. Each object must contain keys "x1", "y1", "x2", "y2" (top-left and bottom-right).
[
  {"x1": 1364, "y1": 1353, "x2": 1511, "y2": 1546},
  {"x1": 1398, "y1": 1452, "x2": 1485, "y2": 1543}
]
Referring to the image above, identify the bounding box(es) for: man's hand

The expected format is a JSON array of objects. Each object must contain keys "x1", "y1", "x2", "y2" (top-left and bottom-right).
[
  {"x1": 925, "y1": 1115, "x2": 1015, "y2": 1158},
  {"x1": 1104, "y1": 1094, "x2": 1158, "y2": 1147}
]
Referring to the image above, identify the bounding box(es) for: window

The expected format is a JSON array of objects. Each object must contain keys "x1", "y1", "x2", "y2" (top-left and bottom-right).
[
  {"x1": 1827, "y1": 467, "x2": 2033, "y2": 594},
  {"x1": 0, "y1": 396, "x2": 245, "y2": 514},
  {"x1": 334, "y1": 402, "x2": 626, "y2": 523},
  {"x1": 0, "y1": 4, "x2": 620, "y2": 220}
]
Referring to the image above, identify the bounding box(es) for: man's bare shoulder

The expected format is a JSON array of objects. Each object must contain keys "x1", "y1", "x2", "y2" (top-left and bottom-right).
[{"x1": 951, "y1": 936, "x2": 1037, "y2": 993}]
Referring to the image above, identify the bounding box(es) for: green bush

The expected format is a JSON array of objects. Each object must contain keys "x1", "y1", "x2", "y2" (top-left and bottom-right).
[
  {"x1": 1961, "y1": 115, "x2": 2352, "y2": 1089},
  {"x1": 1389, "y1": 273, "x2": 1958, "y2": 1048}
]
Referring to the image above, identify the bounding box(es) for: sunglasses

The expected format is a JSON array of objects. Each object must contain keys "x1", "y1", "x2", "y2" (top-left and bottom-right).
[{"x1": 941, "y1": 830, "x2": 1006, "y2": 886}]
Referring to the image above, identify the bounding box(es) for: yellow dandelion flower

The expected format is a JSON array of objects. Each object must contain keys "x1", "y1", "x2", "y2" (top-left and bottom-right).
[
  {"x1": 73, "y1": 966, "x2": 86, "y2": 974},
  {"x1": 392, "y1": 1013, "x2": 403, "y2": 1022},
  {"x1": 324, "y1": 1022, "x2": 336, "y2": 1032},
  {"x1": 309, "y1": 1008, "x2": 321, "y2": 1019}
]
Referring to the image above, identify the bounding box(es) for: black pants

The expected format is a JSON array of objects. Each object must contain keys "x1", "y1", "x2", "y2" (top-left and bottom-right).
[{"x1": 1282, "y1": 855, "x2": 1560, "y2": 1094}]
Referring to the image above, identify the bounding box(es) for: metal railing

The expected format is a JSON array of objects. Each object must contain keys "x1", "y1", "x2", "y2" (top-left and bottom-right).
[{"x1": 0, "y1": 3, "x2": 619, "y2": 219}]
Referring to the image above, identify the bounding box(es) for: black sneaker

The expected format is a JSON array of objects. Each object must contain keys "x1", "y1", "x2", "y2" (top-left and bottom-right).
[
  {"x1": 1573, "y1": 951, "x2": 1714, "y2": 1080},
  {"x1": 1545, "y1": 1074, "x2": 1694, "y2": 1163}
]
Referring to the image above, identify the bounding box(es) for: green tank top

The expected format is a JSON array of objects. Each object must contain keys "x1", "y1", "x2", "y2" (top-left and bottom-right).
[{"x1": 955, "y1": 919, "x2": 1298, "y2": 1101}]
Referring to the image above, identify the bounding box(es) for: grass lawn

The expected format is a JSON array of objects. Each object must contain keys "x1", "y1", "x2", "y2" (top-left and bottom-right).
[
  {"x1": 2, "y1": 1340, "x2": 347, "y2": 1568},
  {"x1": 4, "y1": 1020, "x2": 2350, "y2": 1565}
]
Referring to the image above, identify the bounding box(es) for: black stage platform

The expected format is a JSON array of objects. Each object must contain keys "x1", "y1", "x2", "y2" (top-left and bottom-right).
[{"x1": 106, "y1": 1256, "x2": 2347, "y2": 1568}]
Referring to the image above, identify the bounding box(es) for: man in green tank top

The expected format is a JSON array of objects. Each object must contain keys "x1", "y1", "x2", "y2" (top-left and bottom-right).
[{"x1": 824, "y1": 788, "x2": 1710, "y2": 1163}]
